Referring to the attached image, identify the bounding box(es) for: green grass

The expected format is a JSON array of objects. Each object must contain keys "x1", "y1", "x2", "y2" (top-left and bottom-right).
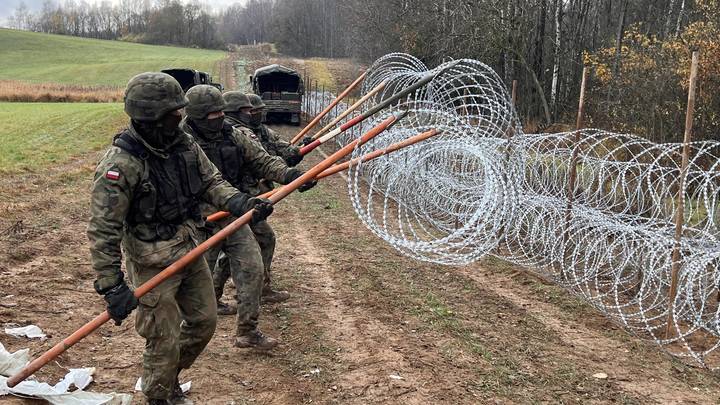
[
  {"x1": 0, "y1": 102, "x2": 126, "y2": 172},
  {"x1": 0, "y1": 28, "x2": 226, "y2": 86}
]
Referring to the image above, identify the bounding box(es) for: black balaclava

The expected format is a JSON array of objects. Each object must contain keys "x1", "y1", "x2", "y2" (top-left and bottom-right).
[{"x1": 134, "y1": 111, "x2": 182, "y2": 149}]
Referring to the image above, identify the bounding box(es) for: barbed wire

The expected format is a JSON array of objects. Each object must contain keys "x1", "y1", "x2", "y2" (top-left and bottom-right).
[{"x1": 302, "y1": 53, "x2": 720, "y2": 368}]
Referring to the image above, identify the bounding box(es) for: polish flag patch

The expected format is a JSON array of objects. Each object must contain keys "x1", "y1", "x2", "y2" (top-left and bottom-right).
[{"x1": 105, "y1": 170, "x2": 120, "y2": 180}]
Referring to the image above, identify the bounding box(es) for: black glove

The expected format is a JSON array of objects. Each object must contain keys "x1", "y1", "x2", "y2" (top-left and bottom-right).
[
  {"x1": 246, "y1": 197, "x2": 274, "y2": 223},
  {"x1": 284, "y1": 169, "x2": 317, "y2": 192},
  {"x1": 301, "y1": 136, "x2": 314, "y2": 146},
  {"x1": 228, "y1": 193, "x2": 274, "y2": 222},
  {"x1": 227, "y1": 193, "x2": 251, "y2": 217},
  {"x1": 103, "y1": 282, "x2": 138, "y2": 326},
  {"x1": 285, "y1": 149, "x2": 303, "y2": 167}
]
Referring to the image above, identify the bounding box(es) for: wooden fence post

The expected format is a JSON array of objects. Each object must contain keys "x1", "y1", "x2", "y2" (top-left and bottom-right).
[
  {"x1": 665, "y1": 50, "x2": 700, "y2": 339},
  {"x1": 561, "y1": 66, "x2": 589, "y2": 278}
]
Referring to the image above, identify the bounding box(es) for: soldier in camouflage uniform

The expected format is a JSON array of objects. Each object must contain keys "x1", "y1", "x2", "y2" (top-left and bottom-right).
[
  {"x1": 182, "y1": 85, "x2": 316, "y2": 349},
  {"x1": 222, "y1": 92, "x2": 309, "y2": 303},
  {"x1": 87, "y1": 73, "x2": 272, "y2": 405}
]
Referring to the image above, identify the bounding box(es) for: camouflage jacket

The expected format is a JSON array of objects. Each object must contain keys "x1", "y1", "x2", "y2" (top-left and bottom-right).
[
  {"x1": 87, "y1": 123, "x2": 242, "y2": 293},
  {"x1": 225, "y1": 116, "x2": 301, "y2": 166},
  {"x1": 181, "y1": 119, "x2": 293, "y2": 203}
]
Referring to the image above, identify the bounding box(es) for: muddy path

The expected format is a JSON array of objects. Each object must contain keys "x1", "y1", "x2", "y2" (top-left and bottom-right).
[{"x1": 3, "y1": 124, "x2": 720, "y2": 404}]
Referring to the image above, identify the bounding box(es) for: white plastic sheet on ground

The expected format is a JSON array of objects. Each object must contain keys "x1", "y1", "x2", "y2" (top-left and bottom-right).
[
  {"x1": 5, "y1": 325, "x2": 47, "y2": 339},
  {"x1": 135, "y1": 377, "x2": 191, "y2": 394},
  {"x1": 0, "y1": 342, "x2": 132, "y2": 404}
]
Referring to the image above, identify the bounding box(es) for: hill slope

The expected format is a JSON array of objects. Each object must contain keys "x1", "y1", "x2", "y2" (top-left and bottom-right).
[
  {"x1": 0, "y1": 29, "x2": 226, "y2": 86},
  {"x1": 0, "y1": 102, "x2": 125, "y2": 173}
]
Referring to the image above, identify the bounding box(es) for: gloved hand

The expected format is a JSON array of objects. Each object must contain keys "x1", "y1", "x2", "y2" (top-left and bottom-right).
[
  {"x1": 227, "y1": 193, "x2": 251, "y2": 217},
  {"x1": 227, "y1": 193, "x2": 274, "y2": 222},
  {"x1": 301, "y1": 136, "x2": 314, "y2": 146},
  {"x1": 246, "y1": 197, "x2": 274, "y2": 223},
  {"x1": 284, "y1": 169, "x2": 317, "y2": 192},
  {"x1": 285, "y1": 149, "x2": 303, "y2": 167},
  {"x1": 103, "y1": 282, "x2": 138, "y2": 326}
]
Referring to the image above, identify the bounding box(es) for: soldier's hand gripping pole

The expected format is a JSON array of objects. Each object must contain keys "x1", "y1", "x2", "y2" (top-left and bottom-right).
[
  {"x1": 298, "y1": 60, "x2": 459, "y2": 155},
  {"x1": 291, "y1": 72, "x2": 367, "y2": 145},
  {"x1": 5, "y1": 113, "x2": 400, "y2": 389}
]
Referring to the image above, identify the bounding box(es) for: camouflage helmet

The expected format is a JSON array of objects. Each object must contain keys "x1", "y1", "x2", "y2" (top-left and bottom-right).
[
  {"x1": 185, "y1": 85, "x2": 228, "y2": 119},
  {"x1": 247, "y1": 94, "x2": 266, "y2": 109},
  {"x1": 124, "y1": 72, "x2": 188, "y2": 121},
  {"x1": 223, "y1": 91, "x2": 252, "y2": 112}
]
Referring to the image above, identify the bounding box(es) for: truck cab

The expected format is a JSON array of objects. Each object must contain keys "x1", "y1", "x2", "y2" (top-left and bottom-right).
[
  {"x1": 250, "y1": 64, "x2": 303, "y2": 125},
  {"x1": 161, "y1": 68, "x2": 223, "y2": 92}
]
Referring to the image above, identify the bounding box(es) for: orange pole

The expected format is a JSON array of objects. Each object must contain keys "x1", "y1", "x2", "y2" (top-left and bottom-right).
[
  {"x1": 6, "y1": 113, "x2": 397, "y2": 388},
  {"x1": 205, "y1": 115, "x2": 410, "y2": 224},
  {"x1": 291, "y1": 72, "x2": 367, "y2": 145},
  {"x1": 312, "y1": 81, "x2": 388, "y2": 141},
  {"x1": 254, "y1": 128, "x2": 439, "y2": 202},
  {"x1": 315, "y1": 128, "x2": 440, "y2": 180}
]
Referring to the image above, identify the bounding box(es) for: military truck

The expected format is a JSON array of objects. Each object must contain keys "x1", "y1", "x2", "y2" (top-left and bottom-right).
[
  {"x1": 162, "y1": 68, "x2": 223, "y2": 92},
  {"x1": 250, "y1": 64, "x2": 303, "y2": 125}
]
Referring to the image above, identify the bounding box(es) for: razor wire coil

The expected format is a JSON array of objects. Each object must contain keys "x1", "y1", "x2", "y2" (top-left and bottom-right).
[{"x1": 303, "y1": 53, "x2": 720, "y2": 368}]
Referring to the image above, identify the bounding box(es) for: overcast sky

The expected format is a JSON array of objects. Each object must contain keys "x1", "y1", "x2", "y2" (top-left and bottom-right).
[{"x1": 0, "y1": 0, "x2": 245, "y2": 25}]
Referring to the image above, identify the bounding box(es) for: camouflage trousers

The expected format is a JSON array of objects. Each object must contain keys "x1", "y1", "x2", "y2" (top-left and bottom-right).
[
  {"x1": 125, "y1": 228, "x2": 217, "y2": 400},
  {"x1": 205, "y1": 217, "x2": 264, "y2": 335},
  {"x1": 251, "y1": 219, "x2": 277, "y2": 293}
]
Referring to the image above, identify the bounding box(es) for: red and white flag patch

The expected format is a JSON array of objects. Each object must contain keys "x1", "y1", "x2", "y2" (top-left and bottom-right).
[{"x1": 105, "y1": 170, "x2": 120, "y2": 180}]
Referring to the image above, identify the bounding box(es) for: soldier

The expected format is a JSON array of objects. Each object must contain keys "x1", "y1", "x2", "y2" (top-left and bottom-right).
[
  {"x1": 225, "y1": 92, "x2": 304, "y2": 167},
  {"x1": 222, "y1": 91, "x2": 308, "y2": 304},
  {"x1": 87, "y1": 73, "x2": 271, "y2": 405},
  {"x1": 181, "y1": 85, "x2": 316, "y2": 349}
]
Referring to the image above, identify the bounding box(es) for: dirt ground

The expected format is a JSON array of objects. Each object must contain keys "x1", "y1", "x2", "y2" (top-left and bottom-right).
[{"x1": 2, "y1": 123, "x2": 720, "y2": 404}]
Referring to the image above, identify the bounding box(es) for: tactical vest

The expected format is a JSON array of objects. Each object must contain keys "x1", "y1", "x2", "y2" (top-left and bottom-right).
[
  {"x1": 113, "y1": 130, "x2": 204, "y2": 241},
  {"x1": 193, "y1": 123, "x2": 246, "y2": 189}
]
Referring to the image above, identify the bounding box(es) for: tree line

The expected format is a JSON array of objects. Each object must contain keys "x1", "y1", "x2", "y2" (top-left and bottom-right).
[
  {"x1": 8, "y1": 0, "x2": 224, "y2": 49},
  {"x1": 9, "y1": 0, "x2": 720, "y2": 141}
]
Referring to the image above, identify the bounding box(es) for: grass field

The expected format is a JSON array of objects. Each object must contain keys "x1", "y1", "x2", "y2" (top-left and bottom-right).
[
  {"x1": 0, "y1": 102, "x2": 125, "y2": 172},
  {"x1": 0, "y1": 29, "x2": 226, "y2": 86}
]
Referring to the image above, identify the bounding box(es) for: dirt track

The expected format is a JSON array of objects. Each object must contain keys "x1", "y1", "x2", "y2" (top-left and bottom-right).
[{"x1": 2, "y1": 123, "x2": 720, "y2": 404}]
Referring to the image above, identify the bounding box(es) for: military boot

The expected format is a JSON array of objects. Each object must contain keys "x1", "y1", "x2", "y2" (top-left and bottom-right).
[
  {"x1": 146, "y1": 399, "x2": 171, "y2": 405},
  {"x1": 170, "y1": 378, "x2": 193, "y2": 405},
  {"x1": 261, "y1": 288, "x2": 290, "y2": 304},
  {"x1": 216, "y1": 300, "x2": 237, "y2": 315},
  {"x1": 234, "y1": 329, "x2": 279, "y2": 350}
]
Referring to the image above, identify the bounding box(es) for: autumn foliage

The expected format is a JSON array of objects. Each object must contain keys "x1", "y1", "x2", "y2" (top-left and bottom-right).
[{"x1": 585, "y1": 0, "x2": 720, "y2": 142}]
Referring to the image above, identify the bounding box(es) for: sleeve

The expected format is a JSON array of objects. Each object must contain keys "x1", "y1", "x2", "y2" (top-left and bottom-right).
[
  {"x1": 234, "y1": 128, "x2": 293, "y2": 184},
  {"x1": 193, "y1": 141, "x2": 245, "y2": 209},
  {"x1": 265, "y1": 127, "x2": 301, "y2": 164},
  {"x1": 87, "y1": 148, "x2": 140, "y2": 293}
]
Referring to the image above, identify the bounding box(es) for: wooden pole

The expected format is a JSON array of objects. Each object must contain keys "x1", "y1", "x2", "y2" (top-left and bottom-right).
[
  {"x1": 665, "y1": 50, "x2": 700, "y2": 339},
  {"x1": 562, "y1": 66, "x2": 589, "y2": 277},
  {"x1": 511, "y1": 79, "x2": 518, "y2": 107}
]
